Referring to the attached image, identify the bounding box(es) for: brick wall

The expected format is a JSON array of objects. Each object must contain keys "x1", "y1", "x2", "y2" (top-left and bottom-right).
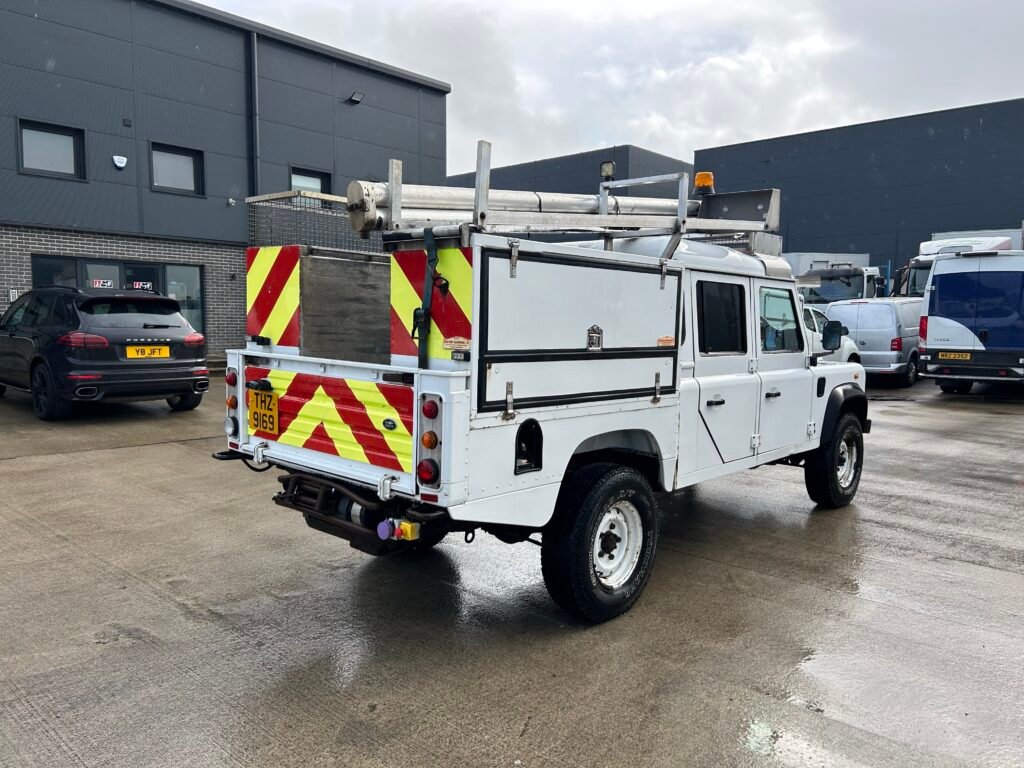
[{"x1": 0, "y1": 224, "x2": 245, "y2": 357}]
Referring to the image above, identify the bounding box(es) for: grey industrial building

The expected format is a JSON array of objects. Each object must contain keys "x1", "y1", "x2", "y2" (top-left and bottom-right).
[
  {"x1": 694, "y1": 98, "x2": 1024, "y2": 268},
  {"x1": 0, "y1": 0, "x2": 449, "y2": 355},
  {"x1": 447, "y1": 145, "x2": 693, "y2": 199}
]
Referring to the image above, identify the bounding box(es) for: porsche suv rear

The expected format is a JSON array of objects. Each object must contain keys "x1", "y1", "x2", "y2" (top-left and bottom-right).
[{"x1": 0, "y1": 287, "x2": 209, "y2": 420}]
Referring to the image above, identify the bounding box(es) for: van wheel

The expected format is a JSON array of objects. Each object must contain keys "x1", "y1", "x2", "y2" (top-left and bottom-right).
[
  {"x1": 939, "y1": 380, "x2": 972, "y2": 395},
  {"x1": 541, "y1": 463, "x2": 659, "y2": 623},
  {"x1": 167, "y1": 391, "x2": 203, "y2": 411},
  {"x1": 901, "y1": 355, "x2": 918, "y2": 387},
  {"x1": 804, "y1": 412, "x2": 863, "y2": 509},
  {"x1": 31, "y1": 364, "x2": 72, "y2": 421}
]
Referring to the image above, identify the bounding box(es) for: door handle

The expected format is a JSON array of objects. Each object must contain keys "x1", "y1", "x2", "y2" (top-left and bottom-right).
[
  {"x1": 765, "y1": 391, "x2": 782, "y2": 399},
  {"x1": 978, "y1": 329, "x2": 989, "y2": 343},
  {"x1": 706, "y1": 398, "x2": 726, "y2": 407}
]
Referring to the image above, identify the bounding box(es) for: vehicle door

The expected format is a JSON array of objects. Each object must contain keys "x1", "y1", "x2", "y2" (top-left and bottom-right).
[
  {"x1": 0, "y1": 294, "x2": 32, "y2": 386},
  {"x1": 691, "y1": 273, "x2": 759, "y2": 468},
  {"x1": 973, "y1": 257, "x2": 1024, "y2": 354},
  {"x1": 927, "y1": 258, "x2": 981, "y2": 354},
  {"x1": 755, "y1": 281, "x2": 813, "y2": 453},
  {"x1": 7, "y1": 295, "x2": 49, "y2": 388}
]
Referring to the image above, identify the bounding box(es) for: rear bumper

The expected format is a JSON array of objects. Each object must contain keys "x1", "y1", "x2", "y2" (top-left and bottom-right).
[
  {"x1": 62, "y1": 369, "x2": 209, "y2": 400},
  {"x1": 863, "y1": 362, "x2": 909, "y2": 375},
  {"x1": 918, "y1": 351, "x2": 1024, "y2": 382}
]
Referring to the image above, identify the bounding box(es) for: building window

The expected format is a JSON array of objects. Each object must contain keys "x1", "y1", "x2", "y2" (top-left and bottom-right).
[
  {"x1": 152, "y1": 143, "x2": 204, "y2": 195},
  {"x1": 19, "y1": 121, "x2": 85, "y2": 179},
  {"x1": 31, "y1": 255, "x2": 78, "y2": 288},
  {"x1": 697, "y1": 281, "x2": 747, "y2": 355},
  {"x1": 291, "y1": 168, "x2": 331, "y2": 195},
  {"x1": 167, "y1": 264, "x2": 203, "y2": 332}
]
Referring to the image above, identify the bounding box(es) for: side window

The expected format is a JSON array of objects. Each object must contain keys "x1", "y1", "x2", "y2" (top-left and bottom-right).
[
  {"x1": 2, "y1": 295, "x2": 31, "y2": 328},
  {"x1": 697, "y1": 281, "x2": 747, "y2": 355},
  {"x1": 802, "y1": 308, "x2": 816, "y2": 333},
  {"x1": 759, "y1": 286, "x2": 803, "y2": 353},
  {"x1": 20, "y1": 296, "x2": 49, "y2": 329},
  {"x1": 811, "y1": 308, "x2": 826, "y2": 332}
]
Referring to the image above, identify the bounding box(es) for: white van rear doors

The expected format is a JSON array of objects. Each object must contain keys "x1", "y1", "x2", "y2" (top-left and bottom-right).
[{"x1": 928, "y1": 257, "x2": 982, "y2": 352}]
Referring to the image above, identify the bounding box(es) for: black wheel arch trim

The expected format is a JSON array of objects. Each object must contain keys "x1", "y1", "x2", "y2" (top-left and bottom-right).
[{"x1": 821, "y1": 383, "x2": 870, "y2": 443}]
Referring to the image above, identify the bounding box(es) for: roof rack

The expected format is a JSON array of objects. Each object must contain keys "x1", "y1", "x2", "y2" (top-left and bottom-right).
[{"x1": 346, "y1": 141, "x2": 780, "y2": 247}]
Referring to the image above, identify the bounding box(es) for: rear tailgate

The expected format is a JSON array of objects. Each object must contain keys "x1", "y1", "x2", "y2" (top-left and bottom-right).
[{"x1": 234, "y1": 354, "x2": 417, "y2": 495}]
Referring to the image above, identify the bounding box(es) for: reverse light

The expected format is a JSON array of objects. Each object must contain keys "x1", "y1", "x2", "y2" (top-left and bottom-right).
[
  {"x1": 421, "y1": 430, "x2": 438, "y2": 449},
  {"x1": 421, "y1": 399, "x2": 439, "y2": 419},
  {"x1": 223, "y1": 417, "x2": 238, "y2": 437},
  {"x1": 416, "y1": 458, "x2": 440, "y2": 485},
  {"x1": 225, "y1": 369, "x2": 238, "y2": 387},
  {"x1": 890, "y1": 337, "x2": 903, "y2": 352},
  {"x1": 184, "y1": 332, "x2": 205, "y2": 346},
  {"x1": 226, "y1": 395, "x2": 238, "y2": 409},
  {"x1": 56, "y1": 331, "x2": 108, "y2": 349}
]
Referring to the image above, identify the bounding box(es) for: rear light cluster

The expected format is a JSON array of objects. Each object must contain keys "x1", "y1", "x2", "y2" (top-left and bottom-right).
[
  {"x1": 919, "y1": 316, "x2": 928, "y2": 352},
  {"x1": 56, "y1": 331, "x2": 108, "y2": 349},
  {"x1": 890, "y1": 337, "x2": 903, "y2": 352},
  {"x1": 417, "y1": 396, "x2": 442, "y2": 489},
  {"x1": 224, "y1": 367, "x2": 239, "y2": 438},
  {"x1": 184, "y1": 332, "x2": 205, "y2": 347}
]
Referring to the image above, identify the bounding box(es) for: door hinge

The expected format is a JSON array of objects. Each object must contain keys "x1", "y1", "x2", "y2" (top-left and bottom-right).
[
  {"x1": 660, "y1": 258, "x2": 668, "y2": 289},
  {"x1": 508, "y1": 238, "x2": 520, "y2": 278},
  {"x1": 750, "y1": 434, "x2": 761, "y2": 451},
  {"x1": 501, "y1": 381, "x2": 516, "y2": 421},
  {"x1": 807, "y1": 421, "x2": 817, "y2": 437},
  {"x1": 748, "y1": 358, "x2": 759, "y2": 373}
]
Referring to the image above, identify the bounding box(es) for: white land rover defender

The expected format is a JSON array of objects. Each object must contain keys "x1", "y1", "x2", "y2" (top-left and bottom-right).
[{"x1": 217, "y1": 144, "x2": 870, "y2": 623}]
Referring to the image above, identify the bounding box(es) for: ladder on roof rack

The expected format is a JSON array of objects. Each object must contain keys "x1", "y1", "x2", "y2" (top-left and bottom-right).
[{"x1": 345, "y1": 140, "x2": 781, "y2": 242}]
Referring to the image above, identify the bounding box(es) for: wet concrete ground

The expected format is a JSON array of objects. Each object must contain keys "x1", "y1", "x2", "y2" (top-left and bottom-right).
[{"x1": 1, "y1": 379, "x2": 1022, "y2": 767}]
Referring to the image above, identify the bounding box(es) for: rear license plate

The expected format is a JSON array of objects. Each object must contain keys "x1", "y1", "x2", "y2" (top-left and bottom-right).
[
  {"x1": 126, "y1": 345, "x2": 169, "y2": 359},
  {"x1": 937, "y1": 352, "x2": 971, "y2": 361},
  {"x1": 248, "y1": 391, "x2": 279, "y2": 435}
]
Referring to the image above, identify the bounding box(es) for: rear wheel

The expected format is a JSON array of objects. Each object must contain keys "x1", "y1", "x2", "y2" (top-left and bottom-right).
[
  {"x1": 804, "y1": 412, "x2": 863, "y2": 508},
  {"x1": 541, "y1": 464, "x2": 659, "y2": 623},
  {"x1": 167, "y1": 391, "x2": 203, "y2": 411},
  {"x1": 939, "y1": 380, "x2": 973, "y2": 395},
  {"x1": 31, "y1": 364, "x2": 72, "y2": 421},
  {"x1": 900, "y1": 355, "x2": 918, "y2": 387}
]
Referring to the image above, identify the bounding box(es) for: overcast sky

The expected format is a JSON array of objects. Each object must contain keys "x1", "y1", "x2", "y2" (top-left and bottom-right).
[{"x1": 205, "y1": 0, "x2": 1024, "y2": 175}]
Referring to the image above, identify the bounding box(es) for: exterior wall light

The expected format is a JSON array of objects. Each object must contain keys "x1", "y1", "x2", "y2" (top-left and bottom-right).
[{"x1": 347, "y1": 91, "x2": 364, "y2": 105}]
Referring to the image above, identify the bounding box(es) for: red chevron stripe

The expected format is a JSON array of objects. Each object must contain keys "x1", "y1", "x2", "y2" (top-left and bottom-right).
[
  {"x1": 320, "y1": 377, "x2": 403, "y2": 471},
  {"x1": 393, "y1": 250, "x2": 472, "y2": 341},
  {"x1": 460, "y1": 246, "x2": 473, "y2": 267},
  {"x1": 278, "y1": 305, "x2": 300, "y2": 348},
  {"x1": 246, "y1": 245, "x2": 301, "y2": 339},
  {"x1": 390, "y1": 305, "x2": 418, "y2": 357},
  {"x1": 303, "y1": 422, "x2": 339, "y2": 456},
  {"x1": 245, "y1": 247, "x2": 259, "y2": 270},
  {"x1": 377, "y1": 382, "x2": 414, "y2": 434}
]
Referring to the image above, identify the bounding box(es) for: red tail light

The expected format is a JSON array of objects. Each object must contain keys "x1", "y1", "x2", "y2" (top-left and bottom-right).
[
  {"x1": 421, "y1": 399, "x2": 439, "y2": 419},
  {"x1": 56, "y1": 331, "x2": 109, "y2": 349},
  {"x1": 224, "y1": 369, "x2": 238, "y2": 386},
  {"x1": 66, "y1": 373, "x2": 103, "y2": 381},
  {"x1": 184, "y1": 332, "x2": 205, "y2": 346},
  {"x1": 919, "y1": 315, "x2": 928, "y2": 341},
  {"x1": 890, "y1": 337, "x2": 903, "y2": 352},
  {"x1": 416, "y1": 459, "x2": 440, "y2": 485}
]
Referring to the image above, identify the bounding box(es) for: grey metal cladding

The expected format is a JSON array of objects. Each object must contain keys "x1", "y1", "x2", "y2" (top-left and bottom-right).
[
  {"x1": 0, "y1": 115, "x2": 15, "y2": 170},
  {"x1": 335, "y1": 138, "x2": 418, "y2": 185},
  {"x1": 257, "y1": 38, "x2": 333, "y2": 94},
  {"x1": 85, "y1": 132, "x2": 139, "y2": 186},
  {"x1": 135, "y1": 47, "x2": 247, "y2": 115},
  {"x1": 1, "y1": 0, "x2": 134, "y2": 40},
  {"x1": 141, "y1": 186, "x2": 246, "y2": 241},
  {"x1": 0, "y1": 9, "x2": 134, "y2": 90},
  {"x1": 420, "y1": 92, "x2": 446, "y2": 125},
  {"x1": 258, "y1": 161, "x2": 289, "y2": 193},
  {"x1": 0, "y1": 169, "x2": 140, "y2": 231},
  {"x1": 337, "y1": 103, "x2": 418, "y2": 150},
  {"x1": 258, "y1": 120, "x2": 334, "y2": 170},
  {"x1": 421, "y1": 156, "x2": 445, "y2": 186},
  {"x1": 135, "y1": 94, "x2": 248, "y2": 158},
  {"x1": 0, "y1": 63, "x2": 135, "y2": 134},
  {"x1": 334, "y1": 67, "x2": 421, "y2": 119},
  {"x1": 257, "y1": 77, "x2": 334, "y2": 131},
  {"x1": 192, "y1": 152, "x2": 248, "y2": 200},
  {"x1": 419, "y1": 121, "x2": 445, "y2": 161},
  {"x1": 133, "y1": 0, "x2": 246, "y2": 71}
]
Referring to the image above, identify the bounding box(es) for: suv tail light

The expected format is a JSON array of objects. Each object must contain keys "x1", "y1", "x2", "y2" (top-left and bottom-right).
[
  {"x1": 184, "y1": 332, "x2": 205, "y2": 346},
  {"x1": 890, "y1": 337, "x2": 903, "y2": 352},
  {"x1": 56, "y1": 331, "x2": 109, "y2": 349}
]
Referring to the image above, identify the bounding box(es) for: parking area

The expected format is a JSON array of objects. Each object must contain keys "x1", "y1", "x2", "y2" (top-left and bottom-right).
[{"x1": 1, "y1": 380, "x2": 1022, "y2": 768}]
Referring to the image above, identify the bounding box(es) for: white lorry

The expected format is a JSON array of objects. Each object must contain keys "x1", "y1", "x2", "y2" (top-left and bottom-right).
[
  {"x1": 217, "y1": 143, "x2": 870, "y2": 623},
  {"x1": 797, "y1": 263, "x2": 885, "y2": 306},
  {"x1": 899, "y1": 229, "x2": 1022, "y2": 297}
]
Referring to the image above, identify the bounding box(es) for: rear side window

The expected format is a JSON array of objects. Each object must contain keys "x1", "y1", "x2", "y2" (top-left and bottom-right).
[
  {"x1": 829, "y1": 304, "x2": 894, "y2": 331},
  {"x1": 79, "y1": 298, "x2": 186, "y2": 329},
  {"x1": 976, "y1": 271, "x2": 1024, "y2": 319},
  {"x1": 826, "y1": 304, "x2": 859, "y2": 329},
  {"x1": 930, "y1": 272, "x2": 978, "y2": 324},
  {"x1": 697, "y1": 281, "x2": 747, "y2": 355}
]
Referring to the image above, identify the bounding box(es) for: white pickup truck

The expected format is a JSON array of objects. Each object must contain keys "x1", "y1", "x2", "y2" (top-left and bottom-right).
[{"x1": 217, "y1": 145, "x2": 870, "y2": 622}]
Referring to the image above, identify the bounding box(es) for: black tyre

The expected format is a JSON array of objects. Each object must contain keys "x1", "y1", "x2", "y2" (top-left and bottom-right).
[
  {"x1": 848, "y1": 354, "x2": 860, "y2": 365},
  {"x1": 541, "y1": 463, "x2": 659, "y2": 623},
  {"x1": 30, "y1": 364, "x2": 72, "y2": 421},
  {"x1": 0, "y1": 384, "x2": 6, "y2": 397},
  {"x1": 167, "y1": 391, "x2": 203, "y2": 411},
  {"x1": 940, "y1": 380, "x2": 973, "y2": 395},
  {"x1": 900, "y1": 355, "x2": 918, "y2": 387},
  {"x1": 804, "y1": 412, "x2": 864, "y2": 509}
]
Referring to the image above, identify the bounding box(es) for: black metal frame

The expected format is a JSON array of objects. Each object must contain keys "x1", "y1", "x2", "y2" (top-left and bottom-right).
[{"x1": 16, "y1": 118, "x2": 87, "y2": 181}]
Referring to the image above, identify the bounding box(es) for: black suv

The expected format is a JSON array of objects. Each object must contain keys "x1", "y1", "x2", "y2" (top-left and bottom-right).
[{"x1": 0, "y1": 286, "x2": 209, "y2": 420}]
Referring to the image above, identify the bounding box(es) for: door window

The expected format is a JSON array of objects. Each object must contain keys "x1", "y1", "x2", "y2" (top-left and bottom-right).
[
  {"x1": 759, "y1": 287, "x2": 803, "y2": 352},
  {"x1": 697, "y1": 281, "x2": 747, "y2": 355},
  {"x1": 166, "y1": 265, "x2": 203, "y2": 332}
]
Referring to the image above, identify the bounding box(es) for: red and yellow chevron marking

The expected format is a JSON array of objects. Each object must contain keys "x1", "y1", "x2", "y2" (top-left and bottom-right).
[
  {"x1": 390, "y1": 246, "x2": 473, "y2": 359},
  {"x1": 246, "y1": 245, "x2": 301, "y2": 348},
  {"x1": 245, "y1": 367, "x2": 414, "y2": 472}
]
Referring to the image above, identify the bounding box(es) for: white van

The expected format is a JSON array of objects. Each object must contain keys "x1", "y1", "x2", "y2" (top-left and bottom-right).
[
  {"x1": 919, "y1": 251, "x2": 1024, "y2": 393},
  {"x1": 826, "y1": 298, "x2": 923, "y2": 386}
]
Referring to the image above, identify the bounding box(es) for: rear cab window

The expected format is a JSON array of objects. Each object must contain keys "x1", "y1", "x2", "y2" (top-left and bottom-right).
[
  {"x1": 78, "y1": 297, "x2": 188, "y2": 329},
  {"x1": 827, "y1": 303, "x2": 894, "y2": 332}
]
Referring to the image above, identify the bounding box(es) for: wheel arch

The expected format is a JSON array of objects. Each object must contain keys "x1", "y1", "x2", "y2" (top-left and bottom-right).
[
  {"x1": 565, "y1": 428, "x2": 667, "y2": 491},
  {"x1": 821, "y1": 384, "x2": 868, "y2": 444}
]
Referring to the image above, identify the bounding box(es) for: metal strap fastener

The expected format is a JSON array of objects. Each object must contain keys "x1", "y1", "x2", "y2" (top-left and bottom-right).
[
  {"x1": 502, "y1": 381, "x2": 516, "y2": 421},
  {"x1": 653, "y1": 372, "x2": 662, "y2": 403},
  {"x1": 508, "y1": 238, "x2": 520, "y2": 278}
]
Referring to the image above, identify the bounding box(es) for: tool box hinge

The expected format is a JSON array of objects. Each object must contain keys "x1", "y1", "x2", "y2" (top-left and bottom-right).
[
  {"x1": 807, "y1": 421, "x2": 817, "y2": 437},
  {"x1": 502, "y1": 381, "x2": 517, "y2": 421},
  {"x1": 750, "y1": 433, "x2": 761, "y2": 451},
  {"x1": 660, "y1": 259, "x2": 668, "y2": 289},
  {"x1": 653, "y1": 372, "x2": 662, "y2": 403}
]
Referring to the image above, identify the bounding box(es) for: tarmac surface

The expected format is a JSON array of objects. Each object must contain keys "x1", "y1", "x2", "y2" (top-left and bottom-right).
[{"x1": 1, "y1": 378, "x2": 1022, "y2": 767}]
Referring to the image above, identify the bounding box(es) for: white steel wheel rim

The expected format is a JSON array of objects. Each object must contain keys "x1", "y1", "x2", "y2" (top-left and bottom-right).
[
  {"x1": 836, "y1": 437, "x2": 858, "y2": 489},
  {"x1": 592, "y1": 501, "x2": 643, "y2": 590}
]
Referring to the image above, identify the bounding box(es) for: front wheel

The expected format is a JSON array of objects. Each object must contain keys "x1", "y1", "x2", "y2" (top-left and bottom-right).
[
  {"x1": 804, "y1": 412, "x2": 864, "y2": 509},
  {"x1": 541, "y1": 464, "x2": 659, "y2": 623},
  {"x1": 167, "y1": 391, "x2": 204, "y2": 411}
]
